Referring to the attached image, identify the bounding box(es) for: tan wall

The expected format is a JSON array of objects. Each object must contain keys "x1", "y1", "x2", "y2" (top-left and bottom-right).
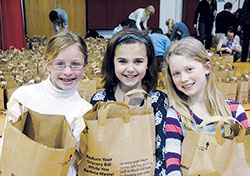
[{"x1": 25, "y1": 0, "x2": 86, "y2": 37}]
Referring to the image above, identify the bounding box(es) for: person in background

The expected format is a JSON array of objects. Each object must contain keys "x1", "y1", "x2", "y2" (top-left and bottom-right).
[
  {"x1": 214, "y1": 2, "x2": 236, "y2": 47},
  {"x1": 193, "y1": 0, "x2": 217, "y2": 50},
  {"x1": 49, "y1": 8, "x2": 68, "y2": 33},
  {"x1": 238, "y1": 0, "x2": 250, "y2": 62},
  {"x1": 163, "y1": 37, "x2": 249, "y2": 175},
  {"x1": 166, "y1": 18, "x2": 190, "y2": 41},
  {"x1": 234, "y1": 8, "x2": 243, "y2": 41},
  {"x1": 128, "y1": 5, "x2": 155, "y2": 30},
  {"x1": 84, "y1": 29, "x2": 104, "y2": 39},
  {"x1": 112, "y1": 19, "x2": 133, "y2": 37},
  {"x1": 234, "y1": 8, "x2": 242, "y2": 26},
  {"x1": 216, "y1": 26, "x2": 241, "y2": 62},
  {"x1": 0, "y1": 30, "x2": 92, "y2": 176},
  {"x1": 90, "y1": 29, "x2": 169, "y2": 175},
  {"x1": 215, "y1": 2, "x2": 237, "y2": 35},
  {"x1": 149, "y1": 28, "x2": 171, "y2": 72}
]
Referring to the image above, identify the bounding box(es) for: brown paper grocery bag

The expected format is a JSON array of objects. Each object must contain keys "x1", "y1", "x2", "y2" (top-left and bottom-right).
[
  {"x1": 216, "y1": 69, "x2": 236, "y2": 82},
  {"x1": 0, "y1": 88, "x2": 4, "y2": 110},
  {"x1": 216, "y1": 81, "x2": 237, "y2": 100},
  {"x1": 77, "y1": 79, "x2": 96, "y2": 102},
  {"x1": 222, "y1": 123, "x2": 250, "y2": 176},
  {"x1": 78, "y1": 101, "x2": 155, "y2": 176},
  {"x1": 93, "y1": 77, "x2": 104, "y2": 91},
  {"x1": 222, "y1": 54, "x2": 234, "y2": 65},
  {"x1": 181, "y1": 116, "x2": 250, "y2": 176},
  {"x1": 123, "y1": 89, "x2": 155, "y2": 156},
  {"x1": 236, "y1": 80, "x2": 248, "y2": 105},
  {"x1": 0, "y1": 108, "x2": 76, "y2": 176},
  {"x1": 6, "y1": 87, "x2": 18, "y2": 102},
  {"x1": 0, "y1": 113, "x2": 6, "y2": 137}
]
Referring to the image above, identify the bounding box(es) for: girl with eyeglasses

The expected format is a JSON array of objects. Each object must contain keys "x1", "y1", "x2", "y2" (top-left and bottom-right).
[{"x1": 0, "y1": 30, "x2": 92, "y2": 176}]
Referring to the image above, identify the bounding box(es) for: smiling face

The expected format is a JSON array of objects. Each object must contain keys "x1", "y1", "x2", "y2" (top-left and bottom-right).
[
  {"x1": 47, "y1": 44, "x2": 86, "y2": 90},
  {"x1": 169, "y1": 55, "x2": 211, "y2": 100},
  {"x1": 114, "y1": 43, "x2": 148, "y2": 92}
]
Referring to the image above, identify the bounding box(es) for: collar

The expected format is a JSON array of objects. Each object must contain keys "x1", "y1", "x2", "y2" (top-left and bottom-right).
[{"x1": 45, "y1": 76, "x2": 78, "y2": 99}]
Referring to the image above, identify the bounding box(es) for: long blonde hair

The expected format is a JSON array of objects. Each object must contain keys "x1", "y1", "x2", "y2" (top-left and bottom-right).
[{"x1": 164, "y1": 37, "x2": 231, "y2": 128}]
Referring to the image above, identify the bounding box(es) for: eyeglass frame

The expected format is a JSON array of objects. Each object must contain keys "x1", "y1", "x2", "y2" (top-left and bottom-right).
[{"x1": 50, "y1": 59, "x2": 88, "y2": 71}]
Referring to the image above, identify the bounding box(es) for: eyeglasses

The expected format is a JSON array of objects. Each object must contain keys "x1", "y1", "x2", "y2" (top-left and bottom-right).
[{"x1": 51, "y1": 61, "x2": 86, "y2": 71}]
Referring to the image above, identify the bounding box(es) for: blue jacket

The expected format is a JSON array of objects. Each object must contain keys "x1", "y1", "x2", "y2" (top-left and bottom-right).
[
  {"x1": 170, "y1": 22, "x2": 190, "y2": 41},
  {"x1": 149, "y1": 33, "x2": 171, "y2": 56}
]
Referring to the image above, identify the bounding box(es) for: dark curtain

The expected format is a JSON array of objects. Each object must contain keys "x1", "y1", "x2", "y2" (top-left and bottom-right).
[
  {"x1": 182, "y1": 0, "x2": 200, "y2": 36},
  {"x1": 87, "y1": 0, "x2": 160, "y2": 30},
  {"x1": 0, "y1": 0, "x2": 26, "y2": 50}
]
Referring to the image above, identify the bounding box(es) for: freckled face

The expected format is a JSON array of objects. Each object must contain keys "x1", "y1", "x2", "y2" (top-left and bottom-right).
[
  {"x1": 169, "y1": 55, "x2": 211, "y2": 99},
  {"x1": 114, "y1": 43, "x2": 148, "y2": 90}
]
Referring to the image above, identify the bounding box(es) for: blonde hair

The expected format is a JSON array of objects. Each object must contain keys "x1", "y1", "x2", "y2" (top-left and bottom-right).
[
  {"x1": 43, "y1": 30, "x2": 87, "y2": 65},
  {"x1": 166, "y1": 18, "x2": 175, "y2": 33},
  {"x1": 164, "y1": 37, "x2": 231, "y2": 128},
  {"x1": 145, "y1": 5, "x2": 155, "y2": 16}
]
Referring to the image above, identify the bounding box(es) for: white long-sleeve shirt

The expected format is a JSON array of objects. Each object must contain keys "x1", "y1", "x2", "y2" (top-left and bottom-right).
[
  {"x1": 0, "y1": 77, "x2": 92, "y2": 176},
  {"x1": 128, "y1": 8, "x2": 149, "y2": 30}
]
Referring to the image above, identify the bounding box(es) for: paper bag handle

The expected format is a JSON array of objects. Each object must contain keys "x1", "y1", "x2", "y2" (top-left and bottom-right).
[
  {"x1": 199, "y1": 116, "x2": 243, "y2": 145},
  {"x1": 198, "y1": 116, "x2": 246, "y2": 162},
  {"x1": 123, "y1": 89, "x2": 151, "y2": 108},
  {"x1": 199, "y1": 116, "x2": 240, "y2": 128},
  {"x1": 98, "y1": 101, "x2": 131, "y2": 127},
  {"x1": 123, "y1": 88, "x2": 147, "y2": 96}
]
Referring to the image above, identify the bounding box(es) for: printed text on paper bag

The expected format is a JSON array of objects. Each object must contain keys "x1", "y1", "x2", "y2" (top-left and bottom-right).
[{"x1": 83, "y1": 154, "x2": 153, "y2": 175}]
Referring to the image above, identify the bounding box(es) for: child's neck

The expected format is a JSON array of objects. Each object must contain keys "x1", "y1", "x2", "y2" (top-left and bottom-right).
[
  {"x1": 189, "y1": 101, "x2": 211, "y2": 120},
  {"x1": 114, "y1": 83, "x2": 142, "y2": 102},
  {"x1": 189, "y1": 97, "x2": 211, "y2": 120}
]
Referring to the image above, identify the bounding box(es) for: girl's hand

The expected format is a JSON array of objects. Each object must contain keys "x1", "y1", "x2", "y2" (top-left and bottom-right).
[{"x1": 226, "y1": 47, "x2": 232, "y2": 54}]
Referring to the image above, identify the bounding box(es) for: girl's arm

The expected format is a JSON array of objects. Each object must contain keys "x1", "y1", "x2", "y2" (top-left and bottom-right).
[
  {"x1": 234, "y1": 104, "x2": 250, "y2": 128},
  {"x1": 227, "y1": 99, "x2": 250, "y2": 128},
  {"x1": 151, "y1": 91, "x2": 168, "y2": 176},
  {"x1": 216, "y1": 36, "x2": 232, "y2": 53},
  {"x1": 142, "y1": 16, "x2": 149, "y2": 30},
  {"x1": 165, "y1": 108, "x2": 183, "y2": 176},
  {"x1": 135, "y1": 11, "x2": 144, "y2": 30},
  {"x1": 232, "y1": 35, "x2": 242, "y2": 52}
]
